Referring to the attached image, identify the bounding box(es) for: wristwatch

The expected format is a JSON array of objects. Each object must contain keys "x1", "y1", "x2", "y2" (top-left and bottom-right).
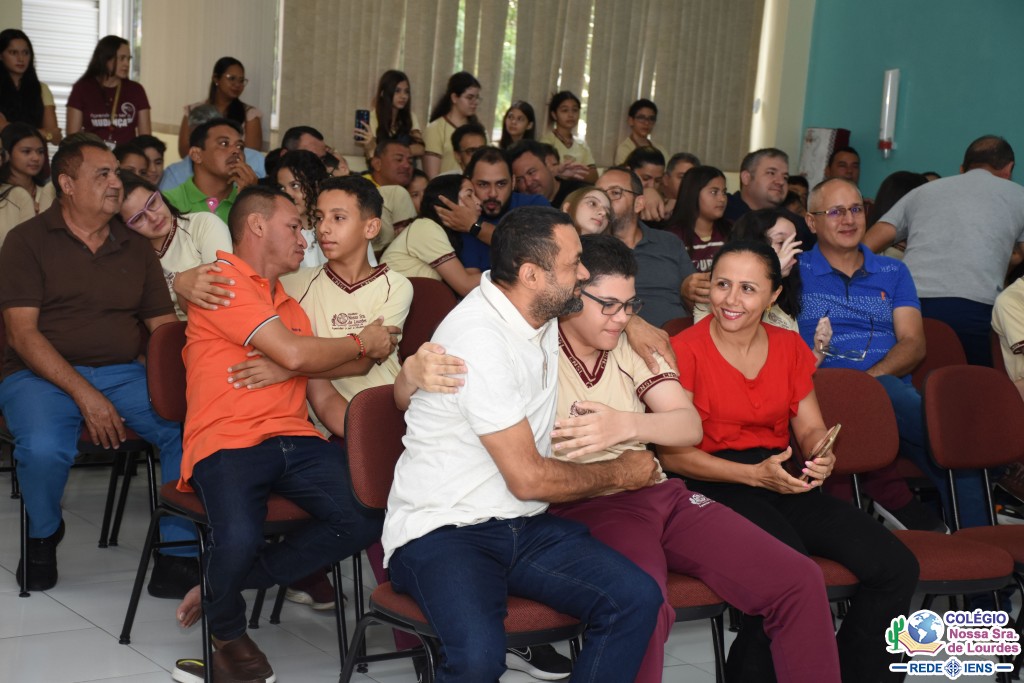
[{"x1": 469, "y1": 220, "x2": 483, "y2": 237}]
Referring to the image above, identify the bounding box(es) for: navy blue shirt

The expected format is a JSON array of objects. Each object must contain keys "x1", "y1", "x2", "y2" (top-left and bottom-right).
[{"x1": 459, "y1": 193, "x2": 550, "y2": 271}]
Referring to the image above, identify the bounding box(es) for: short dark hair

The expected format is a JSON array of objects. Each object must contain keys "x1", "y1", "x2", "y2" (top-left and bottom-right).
[
  {"x1": 318, "y1": 175, "x2": 383, "y2": 219},
  {"x1": 506, "y1": 139, "x2": 548, "y2": 166},
  {"x1": 189, "y1": 117, "x2": 243, "y2": 150},
  {"x1": 113, "y1": 142, "x2": 147, "y2": 164},
  {"x1": 628, "y1": 99, "x2": 657, "y2": 118},
  {"x1": 227, "y1": 184, "x2": 292, "y2": 243},
  {"x1": 490, "y1": 206, "x2": 570, "y2": 286},
  {"x1": 740, "y1": 148, "x2": 788, "y2": 175},
  {"x1": 540, "y1": 142, "x2": 560, "y2": 164},
  {"x1": 603, "y1": 165, "x2": 644, "y2": 195},
  {"x1": 451, "y1": 121, "x2": 487, "y2": 153},
  {"x1": 787, "y1": 175, "x2": 809, "y2": 190},
  {"x1": 51, "y1": 136, "x2": 110, "y2": 198},
  {"x1": 962, "y1": 135, "x2": 1015, "y2": 172},
  {"x1": 827, "y1": 146, "x2": 859, "y2": 167},
  {"x1": 666, "y1": 152, "x2": 701, "y2": 174},
  {"x1": 281, "y1": 125, "x2": 324, "y2": 150},
  {"x1": 624, "y1": 146, "x2": 665, "y2": 170},
  {"x1": 465, "y1": 146, "x2": 510, "y2": 180},
  {"x1": 581, "y1": 233, "x2": 637, "y2": 284},
  {"x1": 131, "y1": 134, "x2": 166, "y2": 156},
  {"x1": 710, "y1": 240, "x2": 783, "y2": 293},
  {"x1": 373, "y1": 137, "x2": 410, "y2": 160}
]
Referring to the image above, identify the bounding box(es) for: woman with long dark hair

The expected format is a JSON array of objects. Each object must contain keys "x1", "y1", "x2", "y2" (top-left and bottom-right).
[
  {"x1": 177, "y1": 57, "x2": 262, "y2": 156},
  {"x1": 0, "y1": 123, "x2": 55, "y2": 226},
  {"x1": 498, "y1": 100, "x2": 536, "y2": 149},
  {"x1": 275, "y1": 149, "x2": 329, "y2": 267},
  {"x1": 540, "y1": 90, "x2": 597, "y2": 183},
  {"x1": 666, "y1": 165, "x2": 731, "y2": 271},
  {"x1": 868, "y1": 171, "x2": 928, "y2": 261},
  {"x1": 423, "y1": 71, "x2": 481, "y2": 178},
  {"x1": 355, "y1": 70, "x2": 424, "y2": 159},
  {"x1": 381, "y1": 174, "x2": 481, "y2": 296},
  {"x1": 0, "y1": 29, "x2": 61, "y2": 144},
  {"x1": 66, "y1": 35, "x2": 150, "y2": 146}
]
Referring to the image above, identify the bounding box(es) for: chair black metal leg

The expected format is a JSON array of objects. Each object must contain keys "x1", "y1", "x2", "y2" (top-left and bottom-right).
[
  {"x1": 19, "y1": 493, "x2": 29, "y2": 597},
  {"x1": 144, "y1": 449, "x2": 157, "y2": 515},
  {"x1": 249, "y1": 588, "x2": 267, "y2": 629},
  {"x1": 711, "y1": 615, "x2": 726, "y2": 683},
  {"x1": 98, "y1": 451, "x2": 125, "y2": 547},
  {"x1": 197, "y1": 525, "x2": 212, "y2": 683},
  {"x1": 119, "y1": 509, "x2": 164, "y2": 643},
  {"x1": 332, "y1": 562, "x2": 348, "y2": 673},
  {"x1": 269, "y1": 583, "x2": 287, "y2": 624},
  {"x1": 109, "y1": 451, "x2": 137, "y2": 546}
]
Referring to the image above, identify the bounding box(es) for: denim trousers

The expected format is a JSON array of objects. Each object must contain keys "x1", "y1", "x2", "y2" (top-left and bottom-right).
[
  {"x1": 920, "y1": 297, "x2": 994, "y2": 367},
  {"x1": 875, "y1": 374, "x2": 990, "y2": 528},
  {"x1": 190, "y1": 435, "x2": 382, "y2": 640},
  {"x1": 686, "y1": 458, "x2": 919, "y2": 683},
  {"x1": 0, "y1": 363, "x2": 194, "y2": 552},
  {"x1": 389, "y1": 514, "x2": 662, "y2": 683}
]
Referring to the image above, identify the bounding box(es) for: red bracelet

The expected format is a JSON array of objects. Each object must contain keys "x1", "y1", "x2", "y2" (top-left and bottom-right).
[{"x1": 348, "y1": 333, "x2": 365, "y2": 360}]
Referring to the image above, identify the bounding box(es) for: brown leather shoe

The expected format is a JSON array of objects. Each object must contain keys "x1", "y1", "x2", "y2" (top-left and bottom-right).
[{"x1": 210, "y1": 633, "x2": 276, "y2": 683}]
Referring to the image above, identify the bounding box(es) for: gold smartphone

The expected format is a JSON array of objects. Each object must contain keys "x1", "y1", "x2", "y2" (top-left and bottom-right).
[{"x1": 810, "y1": 423, "x2": 842, "y2": 461}]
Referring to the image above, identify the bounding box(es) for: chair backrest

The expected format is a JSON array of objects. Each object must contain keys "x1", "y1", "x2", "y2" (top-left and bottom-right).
[
  {"x1": 812, "y1": 368, "x2": 900, "y2": 476},
  {"x1": 911, "y1": 317, "x2": 967, "y2": 391},
  {"x1": 344, "y1": 384, "x2": 407, "y2": 511},
  {"x1": 399, "y1": 277, "x2": 458, "y2": 362},
  {"x1": 661, "y1": 316, "x2": 693, "y2": 337},
  {"x1": 146, "y1": 321, "x2": 188, "y2": 423},
  {"x1": 924, "y1": 365, "x2": 1024, "y2": 470}
]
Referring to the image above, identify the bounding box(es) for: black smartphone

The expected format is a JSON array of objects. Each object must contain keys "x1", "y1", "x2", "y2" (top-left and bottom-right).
[{"x1": 355, "y1": 109, "x2": 370, "y2": 142}]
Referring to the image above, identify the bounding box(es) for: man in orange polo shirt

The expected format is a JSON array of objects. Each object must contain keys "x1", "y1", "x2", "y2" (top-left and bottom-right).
[{"x1": 173, "y1": 185, "x2": 398, "y2": 683}]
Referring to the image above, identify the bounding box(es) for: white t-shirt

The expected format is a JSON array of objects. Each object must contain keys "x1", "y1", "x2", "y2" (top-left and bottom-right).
[{"x1": 382, "y1": 272, "x2": 557, "y2": 565}]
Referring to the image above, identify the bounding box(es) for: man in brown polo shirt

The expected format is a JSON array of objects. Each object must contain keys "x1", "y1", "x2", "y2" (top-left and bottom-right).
[{"x1": 0, "y1": 137, "x2": 197, "y2": 594}]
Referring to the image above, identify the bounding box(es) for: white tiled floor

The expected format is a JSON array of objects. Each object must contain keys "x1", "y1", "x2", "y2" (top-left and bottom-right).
[{"x1": 0, "y1": 464, "x2": 1011, "y2": 682}]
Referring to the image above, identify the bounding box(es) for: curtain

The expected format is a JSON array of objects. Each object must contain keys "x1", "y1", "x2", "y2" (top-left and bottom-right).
[
  {"x1": 278, "y1": 0, "x2": 765, "y2": 166},
  {"x1": 139, "y1": 0, "x2": 278, "y2": 141}
]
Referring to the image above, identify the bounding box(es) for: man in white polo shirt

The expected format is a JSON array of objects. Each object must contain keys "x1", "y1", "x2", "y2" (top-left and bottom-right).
[{"x1": 383, "y1": 206, "x2": 662, "y2": 682}]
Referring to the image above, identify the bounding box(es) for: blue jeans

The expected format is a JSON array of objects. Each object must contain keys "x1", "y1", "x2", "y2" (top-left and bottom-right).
[
  {"x1": 190, "y1": 435, "x2": 382, "y2": 640},
  {"x1": 0, "y1": 363, "x2": 194, "y2": 551},
  {"x1": 920, "y1": 298, "x2": 994, "y2": 367},
  {"x1": 389, "y1": 514, "x2": 662, "y2": 683},
  {"x1": 876, "y1": 374, "x2": 989, "y2": 527}
]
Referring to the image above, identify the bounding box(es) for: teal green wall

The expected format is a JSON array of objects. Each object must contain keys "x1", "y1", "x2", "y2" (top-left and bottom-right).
[{"x1": 802, "y1": 0, "x2": 1024, "y2": 194}]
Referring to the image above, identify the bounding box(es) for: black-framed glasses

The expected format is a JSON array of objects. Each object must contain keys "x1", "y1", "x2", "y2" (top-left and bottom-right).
[
  {"x1": 602, "y1": 186, "x2": 639, "y2": 201},
  {"x1": 581, "y1": 290, "x2": 643, "y2": 317},
  {"x1": 125, "y1": 191, "x2": 162, "y2": 229},
  {"x1": 808, "y1": 204, "x2": 865, "y2": 219},
  {"x1": 819, "y1": 316, "x2": 873, "y2": 361}
]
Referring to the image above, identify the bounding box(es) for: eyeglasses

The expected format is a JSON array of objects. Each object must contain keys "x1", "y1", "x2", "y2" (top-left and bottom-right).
[
  {"x1": 633, "y1": 114, "x2": 657, "y2": 123},
  {"x1": 221, "y1": 74, "x2": 249, "y2": 85},
  {"x1": 125, "y1": 191, "x2": 163, "y2": 229},
  {"x1": 581, "y1": 290, "x2": 643, "y2": 317},
  {"x1": 808, "y1": 204, "x2": 865, "y2": 219},
  {"x1": 602, "y1": 186, "x2": 639, "y2": 201},
  {"x1": 819, "y1": 316, "x2": 873, "y2": 361}
]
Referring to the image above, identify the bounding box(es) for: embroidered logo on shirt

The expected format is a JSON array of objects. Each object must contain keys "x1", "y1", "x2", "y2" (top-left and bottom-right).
[
  {"x1": 331, "y1": 312, "x2": 368, "y2": 329},
  {"x1": 689, "y1": 493, "x2": 713, "y2": 508}
]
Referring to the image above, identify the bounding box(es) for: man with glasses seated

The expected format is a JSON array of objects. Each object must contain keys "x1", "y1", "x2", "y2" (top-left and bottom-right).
[
  {"x1": 796, "y1": 178, "x2": 960, "y2": 532},
  {"x1": 596, "y1": 166, "x2": 699, "y2": 328}
]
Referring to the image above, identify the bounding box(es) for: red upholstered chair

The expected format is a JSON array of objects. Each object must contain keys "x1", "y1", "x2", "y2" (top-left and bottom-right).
[
  {"x1": 911, "y1": 317, "x2": 967, "y2": 391},
  {"x1": 661, "y1": 316, "x2": 694, "y2": 338},
  {"x1": 119, "y1": 321, "x2": 349, "y2": 682},
  {"x1": 814, "y1": 368, "x2": 1014, "y2": 609},
  {"x1": 398, "y1": 278, "x2": 458, "y2": 362}
]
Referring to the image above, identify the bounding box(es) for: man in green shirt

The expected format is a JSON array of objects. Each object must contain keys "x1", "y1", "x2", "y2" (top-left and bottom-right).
[{"x1": 164, "y1": 118, "x2": 258, "y2": 224}]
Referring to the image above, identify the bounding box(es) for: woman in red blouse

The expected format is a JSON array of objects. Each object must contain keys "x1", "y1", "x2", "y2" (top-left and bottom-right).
[{"x1": 661, "y1": 240, "x2": 918, "y2": 683}]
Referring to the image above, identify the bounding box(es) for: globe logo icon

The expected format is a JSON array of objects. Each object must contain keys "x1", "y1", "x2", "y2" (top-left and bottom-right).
[{"x1": 906, "y1": 609, "x2": 944, "y2": 646}]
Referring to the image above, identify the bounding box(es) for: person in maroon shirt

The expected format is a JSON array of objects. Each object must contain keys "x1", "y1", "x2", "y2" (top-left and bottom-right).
[
  {"x1": 661, "y1": 240, "x2": 918, "y2": 683},
  {"x1": 66, "y1": 35, "x2": 151, "y2": 147}
]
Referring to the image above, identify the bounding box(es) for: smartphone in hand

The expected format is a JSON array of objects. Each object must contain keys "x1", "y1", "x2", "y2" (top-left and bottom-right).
[{"x1": 355, "y1": 109, "x2": 370, "y2": 142}]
